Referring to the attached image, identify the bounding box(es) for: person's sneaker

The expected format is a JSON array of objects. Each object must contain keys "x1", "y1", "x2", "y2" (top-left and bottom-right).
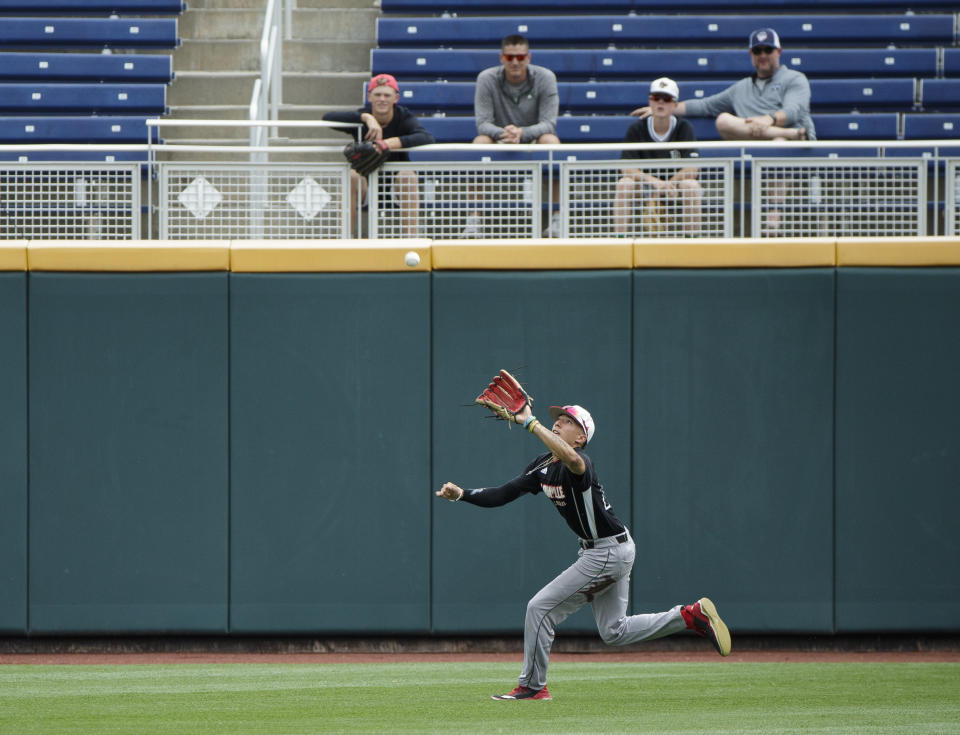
[
  {"x1": 681, "y1": 597, "x2": 731, "y2": 656},
  {"x1": 460, "y1": 213, "x2": 481, "y2": 238},
  {"x1": 542, "y1": 212, "x2": 561, "y2": 237},
  {"x1": 491, "y1": 685, "x2": 552, "y2": 701}
]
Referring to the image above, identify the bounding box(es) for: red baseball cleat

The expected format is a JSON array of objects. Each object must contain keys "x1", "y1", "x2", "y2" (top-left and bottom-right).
[
  {"x1": 681, "y1": 597, "x2": 732, "y2": 656},
  {"x1": 491, "y1": 685, "x2": 552, "y2": 700}
]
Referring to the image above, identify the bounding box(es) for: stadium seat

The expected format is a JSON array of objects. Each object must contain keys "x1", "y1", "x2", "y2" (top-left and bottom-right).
[
  {"x1": 920, "y1": 79, "x2": 960, "y2": 112},
  {"x1": 0, "y1": 1, "x2": 185, "y2": 12},
  {"x1": 378, "y1": 14, "x2": 954, "y2": 48},
  {"x1": 902, "y1": 113, "x2": 960, "y2": 139},
  {"x1": 943, "y1": 48, "x2": 960, "y2": 77},
  {"x1": 811, "y1": 113, "x2": 899, "y2": 140},
  {"x1": 0, "y1": 17, "x2": 179, "y2": 49},
  {"x1": 381, "y1": 0, "x2": 959, "y2": 12},
  {"x1": 0, "y1": 116, "x2": 159, "y2": 143},
  {"x1": 0, "y1": 83, "x2": 167, "y2": 114},
  {"x1": 373, "y1": 48, "x2": 938, "y2": 81},
  {"x1": 0, "y1": 52, "x2": 174, "y2": 82},
  {"x1": 397, "y1": 78, "x2": 916, "y2": 115}
]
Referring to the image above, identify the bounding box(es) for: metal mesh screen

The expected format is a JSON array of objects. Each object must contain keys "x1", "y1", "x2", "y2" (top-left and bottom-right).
[
  {"x1": 947, "y1": 160, "x2": 960, "y2": 237},
  {"x1": 372, "y1": 162, "x2": 540, "y2": 239},
  {"x1": 160, "y1": 164, "x2": 348, "y2": 240},
  {"x1": 562, "y1": 160, "x2": 733, "y2": 238},
  {"x1": 0, "y1": 164, "x2": 139, "y2": 240},
  {"x1": 752, "y1": 159, "x2": 926, "y2": 237}
]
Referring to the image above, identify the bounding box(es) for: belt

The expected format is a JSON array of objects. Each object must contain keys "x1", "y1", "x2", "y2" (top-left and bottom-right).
[{"x1": 580, "y1": 532, "x2": 628, "y2": 550}]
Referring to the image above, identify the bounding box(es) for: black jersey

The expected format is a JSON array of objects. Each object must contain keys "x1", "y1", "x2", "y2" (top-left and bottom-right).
[{"x1": 462, "y1": 450, "x2": 627, "y2": 540}]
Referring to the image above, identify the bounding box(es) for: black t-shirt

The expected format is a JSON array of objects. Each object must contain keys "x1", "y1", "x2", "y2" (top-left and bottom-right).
[
  {"x1": 322, "y1": 104, "x2": 435, "y2": 162},
  {"x1": 462, "y1": 450, "x2": 627, "y2": 540},
  {"x1": 621, "y1": 116, "x2": 698, "y2": 160}
]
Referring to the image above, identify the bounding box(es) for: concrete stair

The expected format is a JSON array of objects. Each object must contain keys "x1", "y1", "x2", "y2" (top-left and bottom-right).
[{"x1": 164, "y1": 0, "x2": 379, "y2": 155}]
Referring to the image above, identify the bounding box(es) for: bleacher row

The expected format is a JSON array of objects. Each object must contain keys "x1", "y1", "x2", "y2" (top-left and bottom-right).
[
  {"x1": 371, "y1": 6, "x2": 960, "y2": 152},
  {"x1": 0, "y1": 2, "x2": 184, "y2": 161}
]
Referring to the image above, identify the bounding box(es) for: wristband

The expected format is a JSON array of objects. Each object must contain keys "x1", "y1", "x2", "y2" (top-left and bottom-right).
[{"x1": 524, "y1": 417, "x2": 540, "y2": 433}]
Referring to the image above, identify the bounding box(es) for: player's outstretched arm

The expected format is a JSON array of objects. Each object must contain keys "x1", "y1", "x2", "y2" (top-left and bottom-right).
[{"x1": 527, "y1": 418, "x2": 585, "y2": 475}]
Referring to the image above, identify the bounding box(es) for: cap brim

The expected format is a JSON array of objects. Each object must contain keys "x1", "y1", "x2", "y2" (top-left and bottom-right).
[{"x1": 549, "y1": 405, "x2": 585, "y2": 435}]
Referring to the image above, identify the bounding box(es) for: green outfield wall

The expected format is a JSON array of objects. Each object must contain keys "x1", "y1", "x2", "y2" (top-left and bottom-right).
[{"x1": 0, "y1": 239, "x2": 956, "y2": 637}]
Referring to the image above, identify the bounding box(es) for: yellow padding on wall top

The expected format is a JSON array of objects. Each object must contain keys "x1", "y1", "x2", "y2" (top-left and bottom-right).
[
  {"x1": 634, "y1": 238, "x2": 837, "y2": 268},
  {"x1": 0, "y1": 245, "x2": 27, "y2": 271},
  {"x1": 836, "y1": 237, "x2": 960, "y2": 266},
  {"x1": 230, "y1": 240, "x2": 432, "y2": 272},
  {"x1": 432, "y1": 240, "x2": 633, "y2": 270},
  {"x1": 27, "y1": 241, "x2": 230, "y2": 272}
]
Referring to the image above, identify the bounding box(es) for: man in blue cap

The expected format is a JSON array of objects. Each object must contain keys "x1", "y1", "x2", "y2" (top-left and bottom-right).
[{"x1": 632, "y1": 28, "x2": 814, "y2": 142}]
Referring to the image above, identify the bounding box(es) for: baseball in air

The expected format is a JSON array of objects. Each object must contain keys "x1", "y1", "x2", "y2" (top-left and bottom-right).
[{"x1": 404, "y1": 251, "x2": 420, "y2": 267}]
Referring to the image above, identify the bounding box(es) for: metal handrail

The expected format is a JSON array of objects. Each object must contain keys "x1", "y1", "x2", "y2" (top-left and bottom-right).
[{"x1": 249, "y1": 0, "x2": 283, "y2": 156}]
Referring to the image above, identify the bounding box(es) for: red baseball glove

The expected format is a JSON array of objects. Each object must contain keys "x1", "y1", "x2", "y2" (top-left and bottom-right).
[{"x1": 475, "y1": 369, "x2": 532, "y2": 423}]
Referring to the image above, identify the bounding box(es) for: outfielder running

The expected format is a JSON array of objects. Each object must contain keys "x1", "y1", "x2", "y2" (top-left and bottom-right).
[{"x1": 436, "y1": 370, "x2": 731, "y2": 701}]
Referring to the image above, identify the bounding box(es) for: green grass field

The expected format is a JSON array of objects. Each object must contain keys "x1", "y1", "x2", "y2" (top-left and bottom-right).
[{"x1": 2, "y1": 661, "x2": 958, "y2": 735}]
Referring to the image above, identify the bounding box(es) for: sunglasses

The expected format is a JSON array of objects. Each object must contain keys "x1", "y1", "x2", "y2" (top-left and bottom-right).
[
  {"x1": 649, "y1": 93, "x2": 675, "y2": 102},
  {"x1": 503, "y1": 53, "x2": 528, "y2": 62},
  {"x1": 751, "y1": 46, "x2": 777, "y2": 55}
]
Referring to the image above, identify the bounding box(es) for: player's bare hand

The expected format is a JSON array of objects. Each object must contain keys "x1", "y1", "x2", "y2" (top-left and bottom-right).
[
  {"x1": 436, "y1": 482, "x2": 464, "y2": 501},
  {"x1": 630, "y1": 106, "x2": 652, "y2": 118}
]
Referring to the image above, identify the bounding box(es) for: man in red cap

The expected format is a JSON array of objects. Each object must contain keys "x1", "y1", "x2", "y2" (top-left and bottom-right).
[{"x1": 324, "y1": 73, "x2": 435, "y2": 237}]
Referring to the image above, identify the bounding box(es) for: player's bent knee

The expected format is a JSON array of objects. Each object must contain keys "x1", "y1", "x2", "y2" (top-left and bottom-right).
[
  {"x1": 537, "y1": 133, "x2": 560, "y2": 145},
  {"x1": 473, "y1": 135, "x2": 495, "y2": 144},
  {"x1": 599, "y1": 620, "x2": 628, "y2": 646}
]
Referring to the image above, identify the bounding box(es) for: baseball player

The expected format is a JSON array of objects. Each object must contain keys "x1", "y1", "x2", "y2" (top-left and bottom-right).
[{"x1": 436, "y1": 371, "x2": 731, "y2": 701}]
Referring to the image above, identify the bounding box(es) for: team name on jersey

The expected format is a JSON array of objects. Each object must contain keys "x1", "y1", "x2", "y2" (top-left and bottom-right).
[{"x1": 541, "y1": 482, "x2": 566, "y2": 506}]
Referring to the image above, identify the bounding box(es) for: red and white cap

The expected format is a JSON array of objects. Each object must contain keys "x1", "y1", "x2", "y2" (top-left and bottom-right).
[
  {"x1": 368, "y1": 73, "x2": 399, "y2": 93},
  {"x1": 549, "y1": 404, "x2": 595, "y2": 444}
]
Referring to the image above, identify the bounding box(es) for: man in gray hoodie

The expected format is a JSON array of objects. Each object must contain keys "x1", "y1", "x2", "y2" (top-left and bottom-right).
[
  {"x1": 464, "y1": 35, "x2": 561, "y2": 236},
  {"x1": 631, "y1": 28, "x2": 814, "y2": 142},
  {"x1": 473, "y1": 34, "x2": 560, "y2": 145}
]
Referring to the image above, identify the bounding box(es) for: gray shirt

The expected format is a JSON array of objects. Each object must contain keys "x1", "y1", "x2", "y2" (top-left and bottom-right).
[
  {"x1": 474, "y1": 64, "x2": 559, "y2": 143},
  {"x1": 683, "y1": 65, "x2": 816, "y2": 140}
]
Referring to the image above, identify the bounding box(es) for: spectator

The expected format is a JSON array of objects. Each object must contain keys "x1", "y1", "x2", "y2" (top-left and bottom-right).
[
  {"x1": 465, "y1": 34, "x2": 561, "y2": 237},
  {"x1": 615, "y1": 77, "x2": 702, "y2": 236},
  {"x1": 632, "y1": 28, "x2": 815, "y2": 142},
  {"x1": 323, "y1": 73, "x2": 435, "y2": 237}
]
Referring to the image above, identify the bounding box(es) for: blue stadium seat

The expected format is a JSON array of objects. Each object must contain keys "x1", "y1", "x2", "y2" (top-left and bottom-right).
[
  {"x1": 943, "y1": 48, "x2": 960, "y2": 77},
  {"x1": 0, "y1": 52, "x2": 174, "y2": 82},
  {"x1": 373, "y1": 48, "x2": 938, "y2": 81},
  {"x1": 0, "y1": 1, "x2": 184, "y2": 12},
  {"x1": 398, "y1": 78, "x2": 916, "y2": 115},
  {"x1": 0, "y1": 17, "x2": 179, "y2": 48},
  {"x1": 381, "y1": 0, "x2": 959, "y2": 12},
  {"x1": 418, "y1": 116, "x2": 477, "y2": 143},
  {"x1": 0, "y1": 149, "x2": 149, "y2": 162},
  {"x1": 0, "y1": 116, "x2": 159, "y2": 143},
  {"x1": 0, "y1": 83, "x2": 167, "y2": 114},
  {"x1": 811, "y1": 113, "x2": 899, "y2": 139},
  {"x1": 378, "y1": 14, "x2": 954, "y2": 48},
  {"x1": 902, "y1": 113, "x2": 960, "y2": 139},
  {"x1": 920, "y1": 79, "x2": 960, "y2": 112}
]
